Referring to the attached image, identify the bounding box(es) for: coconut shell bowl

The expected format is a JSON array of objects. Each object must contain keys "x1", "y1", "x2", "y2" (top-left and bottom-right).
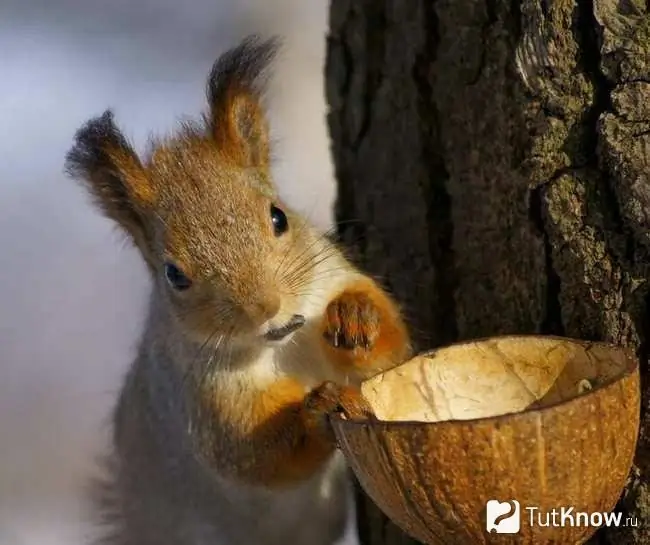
[{"x1": 330, "y1": 335, "x2": 640, "y2": 544}]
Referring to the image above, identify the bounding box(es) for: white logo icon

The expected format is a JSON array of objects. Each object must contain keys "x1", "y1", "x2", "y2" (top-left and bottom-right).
[{"x1": 486, "y1": 499, "x2": 521, "y2": 534}]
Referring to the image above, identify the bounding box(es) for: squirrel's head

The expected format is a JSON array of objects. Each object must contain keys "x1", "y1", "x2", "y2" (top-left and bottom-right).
[{"x1": 66, "y1": 36, "x2": 322, "y2": 348}]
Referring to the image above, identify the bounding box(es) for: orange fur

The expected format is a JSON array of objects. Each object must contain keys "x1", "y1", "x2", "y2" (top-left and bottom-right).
[
  {"x1": 105, "y1": 144, "x2": 155, "y2": 206},
  {"x1": 320, "y1": 278, "x2": 411, "y2": 376},
  {"x1": 203, "y1": 377, "x2": 373, "y2": 487},
  {"x1": 212, "y1": 92, "x2": 270, "y2": 169},
  {"x1": 207, "y1": 379, "x2": 333, "y2": 486}
]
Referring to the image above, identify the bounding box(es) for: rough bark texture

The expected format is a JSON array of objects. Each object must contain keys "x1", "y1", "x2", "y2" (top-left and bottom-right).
[{"x1": 325, "y1": 1, "x2": 650, "y2": 544}]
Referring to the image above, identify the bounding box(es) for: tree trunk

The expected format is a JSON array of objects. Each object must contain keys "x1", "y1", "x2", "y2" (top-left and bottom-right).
[{"x1": 325, "y1": 1, "x2": 650, "y2": 544}]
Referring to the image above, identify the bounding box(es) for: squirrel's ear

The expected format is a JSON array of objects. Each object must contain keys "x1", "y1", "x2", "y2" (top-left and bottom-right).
[
  {"x1": 206, "y1": 35, "x2": 280, "y2": 169},
  {"x1": 65, "y1": 110, "x2": 155, "y2": 265}
]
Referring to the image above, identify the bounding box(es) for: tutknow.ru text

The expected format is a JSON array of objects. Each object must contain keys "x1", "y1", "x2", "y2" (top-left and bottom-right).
[{"x1": 526, "y1": 506, "x2": 639, "y2": 528}]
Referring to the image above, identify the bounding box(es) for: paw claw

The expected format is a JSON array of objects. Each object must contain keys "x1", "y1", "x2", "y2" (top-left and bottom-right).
[
  {"x1": 323, "y1": 290, "x2": 381, "y2": 353},
  {"x1": 304, "y1": 381, "x2": 373, "y2": 425}
]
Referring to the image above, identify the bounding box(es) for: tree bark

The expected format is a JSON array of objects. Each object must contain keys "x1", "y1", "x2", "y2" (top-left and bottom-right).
[{"x1": 325, "y1": 1, "x2": 650, "y2": 544}]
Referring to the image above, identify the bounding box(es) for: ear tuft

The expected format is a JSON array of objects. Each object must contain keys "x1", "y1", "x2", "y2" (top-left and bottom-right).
[
  {"x1": 66, "y1": 110, "x2": 152, "y2": 205},
  {"x1": 65, "y1": 110, "x2": 155, "y2": 266},
  {"x1": 206, "y1": 35, "x2": 281, "y2": 168}
]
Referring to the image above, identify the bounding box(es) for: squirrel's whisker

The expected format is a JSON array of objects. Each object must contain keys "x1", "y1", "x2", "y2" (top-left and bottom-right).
[
  {"x1": 181, "y1": 328, "x2": 221, "y2": 391},
  {"x1": 281, "y1": 252, "x2": 341, "y2": 289},
  {"x1": 273, "y1": 212, "x2": 314, "y2": 282},
  {"x1": 276, "y1": 230, "x2": 328, "y2": 283},
  {"x1": 280, "y1": 245, "x2": 338, "y2": 283}
]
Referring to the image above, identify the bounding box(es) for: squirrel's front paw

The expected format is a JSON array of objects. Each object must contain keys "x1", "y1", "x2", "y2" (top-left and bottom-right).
[
  {"x1": 303, "y1": 381, "x2": 373, "y2": 443},
  {"x1": 323, "y1": 290, "x2": 380, "y2": 351},
  {"x1": 321, "y1": 283, "x2": 410, "y2": 374}
]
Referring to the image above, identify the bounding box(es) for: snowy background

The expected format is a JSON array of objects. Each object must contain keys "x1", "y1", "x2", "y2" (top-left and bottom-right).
[{"x1": 0, "y1": 1, "x2": 354, "y2": 543}]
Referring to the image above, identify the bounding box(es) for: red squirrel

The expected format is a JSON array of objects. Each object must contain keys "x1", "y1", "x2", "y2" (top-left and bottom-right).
[{"x1": 66, "y1": 35, "x2": 411, "y2": 545}]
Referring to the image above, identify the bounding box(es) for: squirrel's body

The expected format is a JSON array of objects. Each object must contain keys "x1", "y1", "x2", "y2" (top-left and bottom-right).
[
  {"x1": 100, "y1": 244, "x2": 355, "y2": 545},
  {"x1": 68, "y1": 37, "x2": 410, "y2": 545}
]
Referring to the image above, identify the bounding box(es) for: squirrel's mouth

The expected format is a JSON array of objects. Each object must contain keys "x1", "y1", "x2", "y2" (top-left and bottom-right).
[{"x1": 264, "y1": 314, "x2": 306, "y2": 341}]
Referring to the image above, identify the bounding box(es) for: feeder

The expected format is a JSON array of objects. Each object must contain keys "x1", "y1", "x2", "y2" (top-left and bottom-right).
[{"x1": 331, "y1": 336, "x2": 640, "y2": 544}]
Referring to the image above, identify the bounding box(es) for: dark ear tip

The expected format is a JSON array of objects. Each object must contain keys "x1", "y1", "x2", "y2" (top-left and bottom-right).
[
  {"x1": 238, "y1": 33, "x2": 283, "y2": 55},
  {"x1": 73, "y1": 109, "x2": 117, "y2": 144},
  {"x1": 65, "y1": 109, "x2": 134, "y2": 178},
  {"x1": 206, "y1": 34, "x2": 283, "y2": 103}
]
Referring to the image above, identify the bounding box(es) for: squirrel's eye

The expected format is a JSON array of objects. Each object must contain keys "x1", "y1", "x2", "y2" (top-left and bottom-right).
[
  {"x1": 270, "y1": 205, "x2": 288, "y2": 237},
  {"x1": 164, "y1": 262, "x2": 192, "y2": 291}
]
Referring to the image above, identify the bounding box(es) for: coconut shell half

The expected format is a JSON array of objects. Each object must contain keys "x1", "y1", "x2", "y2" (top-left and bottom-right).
[{"x1": 331, "y1": 335, "x2": 640, "y2": 544}]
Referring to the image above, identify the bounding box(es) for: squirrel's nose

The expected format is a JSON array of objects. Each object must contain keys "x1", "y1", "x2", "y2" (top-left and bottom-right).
[{"x1": 242, "y1": 294, "x2": 281, "y2": 327}]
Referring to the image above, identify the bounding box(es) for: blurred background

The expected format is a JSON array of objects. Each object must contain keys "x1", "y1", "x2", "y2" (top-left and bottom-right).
[{"x1": 0, "y1": 1, "x2": 347, "y2": 543}]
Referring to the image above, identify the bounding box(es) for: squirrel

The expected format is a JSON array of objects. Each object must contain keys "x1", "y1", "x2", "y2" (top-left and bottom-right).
[{"x1": 65, "y1": 35, "x2": 411, "y2": 545}]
